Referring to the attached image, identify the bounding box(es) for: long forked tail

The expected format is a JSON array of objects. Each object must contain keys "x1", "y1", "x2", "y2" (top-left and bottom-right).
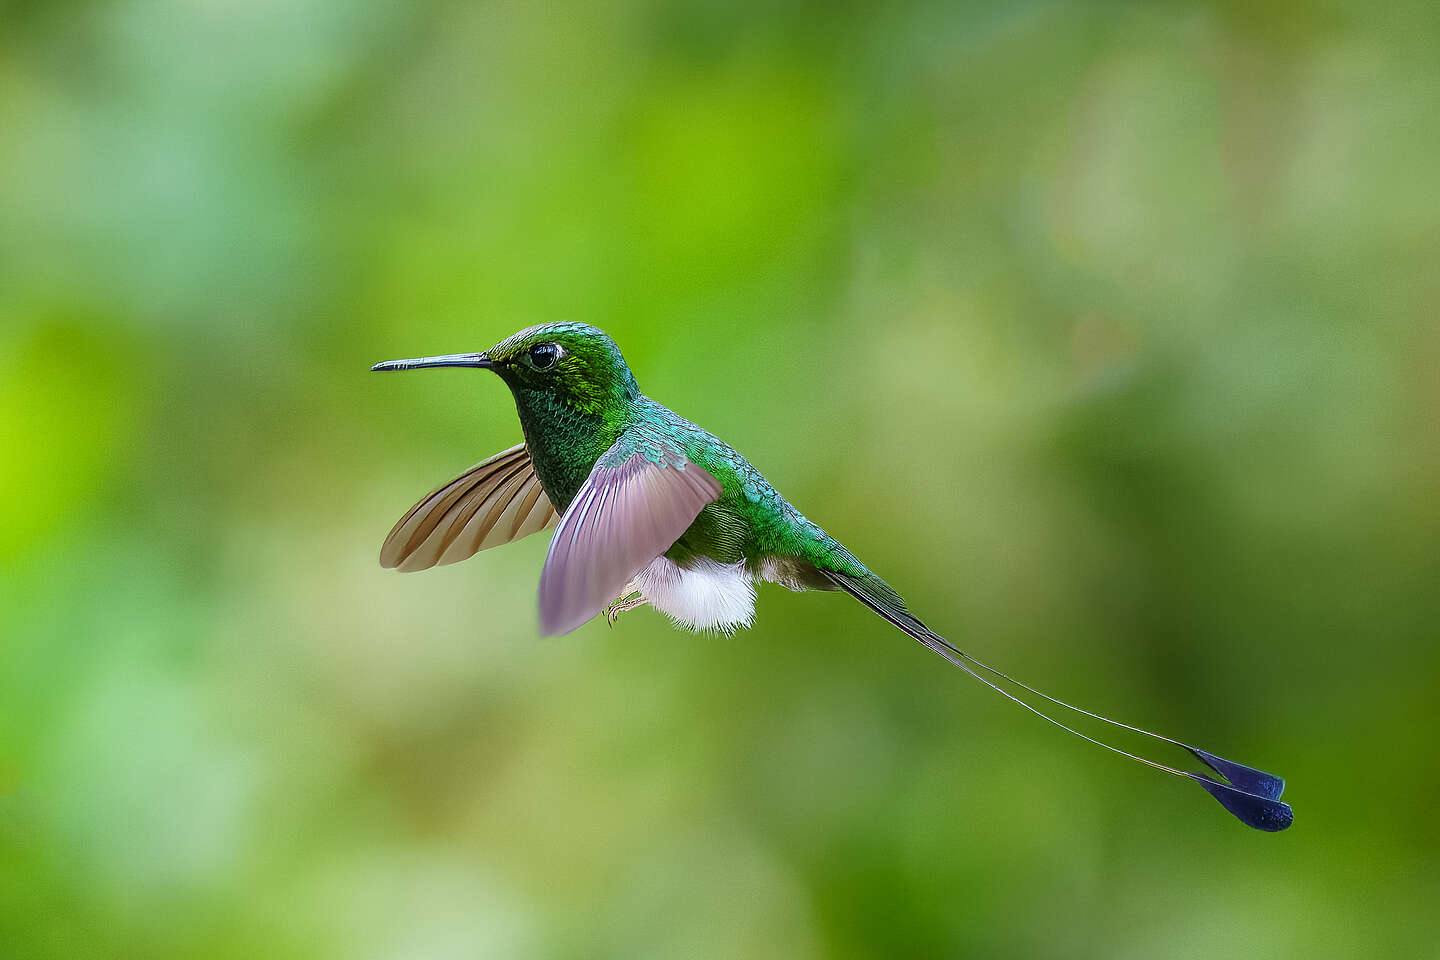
[{"x1": 824, "y1": 570, "x2": 1293, "y2": 832}]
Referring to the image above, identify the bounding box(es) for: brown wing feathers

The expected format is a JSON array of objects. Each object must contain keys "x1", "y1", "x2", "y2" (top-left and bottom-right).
[{"x1": 380, "y1": 443, "x2": 557, "y2": 572}]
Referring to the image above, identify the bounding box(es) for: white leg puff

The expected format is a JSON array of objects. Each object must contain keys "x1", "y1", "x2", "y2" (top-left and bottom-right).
[{"x1": 632, "y1": 556, "x2": 757, "y2": 634}]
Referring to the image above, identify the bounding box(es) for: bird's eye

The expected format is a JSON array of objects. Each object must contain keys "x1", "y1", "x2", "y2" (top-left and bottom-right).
[{"x1": 527, "y1": 342, "x2": 560, "y2": 370}]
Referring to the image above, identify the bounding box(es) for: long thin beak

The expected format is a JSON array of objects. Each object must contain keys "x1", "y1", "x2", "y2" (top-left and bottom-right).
[{"x1": 370, "y1": 352, "x2": 495, "y2": 372}]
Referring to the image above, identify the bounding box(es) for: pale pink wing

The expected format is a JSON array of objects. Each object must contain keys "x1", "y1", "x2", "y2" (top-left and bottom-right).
[
  {"x1": 381, "y1": 443, "x2": 558, "y2": 572},
  {"x1": 538, "y1": 441, "x2": 722, "y2": 636}
]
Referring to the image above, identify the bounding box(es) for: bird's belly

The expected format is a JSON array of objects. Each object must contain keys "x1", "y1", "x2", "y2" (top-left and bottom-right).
[{"x1": 633, "y1": 556, "x2": 756, "y2": 634}]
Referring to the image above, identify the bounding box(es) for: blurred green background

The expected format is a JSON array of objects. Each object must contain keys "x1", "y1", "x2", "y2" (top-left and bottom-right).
[{"x1": 3, "y1": 0, "x2": 1438, "y2": 957}]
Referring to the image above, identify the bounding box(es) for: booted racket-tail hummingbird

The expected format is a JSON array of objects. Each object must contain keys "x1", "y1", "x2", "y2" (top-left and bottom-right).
[{"x1": 372, "y1": 323, "x2": 1292, "y2": 832}]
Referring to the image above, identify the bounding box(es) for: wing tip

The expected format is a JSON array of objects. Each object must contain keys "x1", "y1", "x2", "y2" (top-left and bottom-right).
[
  {"x1": 380, "y1": 533, "x2": 433, "y2": 571},
  {"x1": 538, "y1": 601, "x2": 586, "y2": 637}
]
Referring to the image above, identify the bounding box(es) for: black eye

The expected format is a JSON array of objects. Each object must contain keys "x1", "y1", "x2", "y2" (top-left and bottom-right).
[{"x1": 527, "y1": 342, "x2": 560, "y2": 370}]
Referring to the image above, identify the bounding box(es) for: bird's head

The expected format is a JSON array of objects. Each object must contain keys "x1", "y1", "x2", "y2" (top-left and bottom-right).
[{"x1": 371, "y1": 322, "x2": 641, "y2": 415}]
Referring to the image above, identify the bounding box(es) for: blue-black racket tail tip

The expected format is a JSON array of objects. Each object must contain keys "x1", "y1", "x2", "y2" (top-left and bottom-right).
[{"x1": 1187, "y1": 748, "x2": 1293, "y2": 832}]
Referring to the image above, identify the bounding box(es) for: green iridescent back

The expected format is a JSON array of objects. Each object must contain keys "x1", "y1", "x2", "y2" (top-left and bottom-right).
[{"x1": 481, "y1": 323, "x2": 878, "y2": 588}]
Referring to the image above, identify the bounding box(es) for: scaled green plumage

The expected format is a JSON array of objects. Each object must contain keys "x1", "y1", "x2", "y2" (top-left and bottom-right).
[{"x1": 487, "y1": 322, "x2": 883, "y2": 592}]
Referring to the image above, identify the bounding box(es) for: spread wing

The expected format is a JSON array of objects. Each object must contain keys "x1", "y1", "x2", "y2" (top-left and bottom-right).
[
  {"x1": 380, "y1": 442, "x2": 557, "y2": 572},
  {"x1": 538, "y1": 437, "x2": 722, "y2": 635}
]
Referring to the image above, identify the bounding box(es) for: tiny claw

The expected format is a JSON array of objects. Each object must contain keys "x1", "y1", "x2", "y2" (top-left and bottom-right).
[{"x1": 605, "y1": 591, "x2": 646, "y2": 626}]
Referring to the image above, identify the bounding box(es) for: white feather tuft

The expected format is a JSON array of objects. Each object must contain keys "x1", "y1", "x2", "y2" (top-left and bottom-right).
[{"x1": 633, "y1": 556, "x2": 756, "y2": 634}]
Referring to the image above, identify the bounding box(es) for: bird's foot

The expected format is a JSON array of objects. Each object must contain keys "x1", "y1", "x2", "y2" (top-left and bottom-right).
[{"x1": 605, "y1": 590, "x2": 647, "y2": 626}]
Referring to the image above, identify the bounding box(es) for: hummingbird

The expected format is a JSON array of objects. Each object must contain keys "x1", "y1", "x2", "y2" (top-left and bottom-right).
[{"x1": 372, "y1": 322, "x2": 1293, "y2": 832}]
